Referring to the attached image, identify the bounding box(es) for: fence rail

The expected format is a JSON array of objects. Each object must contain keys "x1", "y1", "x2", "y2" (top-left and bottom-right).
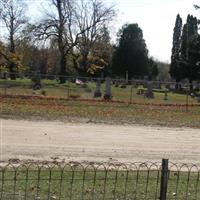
[{"x1": 0, "y1": 159, "x2": 200, "y2": 200}]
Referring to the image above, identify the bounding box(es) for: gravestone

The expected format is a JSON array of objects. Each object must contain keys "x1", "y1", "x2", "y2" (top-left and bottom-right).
[
  {"x1": 145, "y1": 81, "x2": 154, "y2": 99},
  {"x1": 104, "y1": 77, "x2": 112, "y2": 100},
  {"x1": 94, "y1": 79, "x2": 102, "y2": 97}
]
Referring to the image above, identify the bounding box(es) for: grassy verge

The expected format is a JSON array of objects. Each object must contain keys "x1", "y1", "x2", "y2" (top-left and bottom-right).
[
  {"x1": 0, "y1": 96, "x2": 200, "y2": 128},
  {"x1": 0, "y1": 164, "x2": 199, "y2": 200}
]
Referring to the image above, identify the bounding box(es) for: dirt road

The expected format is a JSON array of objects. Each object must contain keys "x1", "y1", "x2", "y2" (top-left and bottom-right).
[{"x1": 1, "y1": 119, "x2": 200, "y2": 163}]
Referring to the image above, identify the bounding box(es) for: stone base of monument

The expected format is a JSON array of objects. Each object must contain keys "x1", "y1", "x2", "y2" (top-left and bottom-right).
[
  {"x1": 103, "y1": 94, "x2": 112, "y2": 100},
  {"x1": 94, "y1": 91, "x2": 102, "y2": 98}
]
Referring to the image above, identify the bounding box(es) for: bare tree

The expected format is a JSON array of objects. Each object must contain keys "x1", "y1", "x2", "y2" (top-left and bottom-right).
[
  {"x1": 35, "y1": 0, "x2": 115, "y2": 83},
  {"x1": 0, "y1": 0, "x2": 27, "y2": 79},
  {"x1": 74, "y1": 0, "x2": 115, "y2": 76}
]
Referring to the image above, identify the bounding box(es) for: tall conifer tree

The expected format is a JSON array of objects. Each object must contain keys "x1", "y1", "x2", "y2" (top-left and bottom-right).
[
  {"x1": 180, "y1": 15, "x2": 199, "y2": 85},
  {"x1": 112, "y1": 23, "x2": 149, "y2": 78},
  {"x1": 170, "y1": 14, "x2": 182, "y2": 82}
]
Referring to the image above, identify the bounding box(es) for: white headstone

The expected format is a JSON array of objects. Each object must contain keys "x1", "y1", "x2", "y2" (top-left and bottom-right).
[{"x1": 105, "y1": 77, "x2": 111, "y2": 95}]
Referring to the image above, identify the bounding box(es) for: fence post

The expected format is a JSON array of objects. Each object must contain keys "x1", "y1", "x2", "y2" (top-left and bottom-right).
[
  {"x1": 129, "y1": 86, "x2": 133, "y2": 104},
  {"x1": 160, "y1": 158, "x2": 169, "y2": 200},
  {"x1": 186, "y1": 87, "x2": 189, "y2": 112}
]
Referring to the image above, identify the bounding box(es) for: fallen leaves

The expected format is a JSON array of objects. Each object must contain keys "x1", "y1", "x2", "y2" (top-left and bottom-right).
[{"x1": 0, "y1": 94, "x2": 200, "y2": 128}]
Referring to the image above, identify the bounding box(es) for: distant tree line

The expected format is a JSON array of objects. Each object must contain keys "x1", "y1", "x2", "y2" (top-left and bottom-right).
[
  {"x1": 0, "y1": 0, "x2": 167, "y2": 83},
  {"x1": 170, "y1": 13, "x2": 200, "y2": 88}
]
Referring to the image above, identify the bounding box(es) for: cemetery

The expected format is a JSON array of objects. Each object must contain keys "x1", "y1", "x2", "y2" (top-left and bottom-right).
[
  {"x1": 1, "y1": 76, "x2": 200, "y2": 105},
  {"x1": 0, "y1": 0, "x2": 200, "y2": 199}
]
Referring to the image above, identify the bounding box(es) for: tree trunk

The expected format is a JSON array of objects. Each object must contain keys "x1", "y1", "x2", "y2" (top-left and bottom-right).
[
  {"x1": 79, "y1": 52, "x2": 89, "y2": 77},
  {"x1": 59, "y1": 53, "x2": 67, "y2": 84},
  {"x1": 9, "y1": 62, "x2": 17, "y2": 80},
  {"x1": 82, "y1": 54, "x2": 88, "y2": 72},
  {"x1": 56, "y1": 0, "x2": 67, "y2": 84},
  {"x1": 9, "y1": 29, "x2": 16, "y2": 80}
]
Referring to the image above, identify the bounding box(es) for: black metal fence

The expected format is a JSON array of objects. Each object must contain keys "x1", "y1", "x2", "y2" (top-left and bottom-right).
[{"x1": 0, "y1": 159, "x2": 200, "y2": 200}]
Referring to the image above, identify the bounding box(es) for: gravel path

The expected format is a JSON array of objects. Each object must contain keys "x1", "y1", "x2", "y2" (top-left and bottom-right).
[{"x1": 1, "y1": 119, "x2": 200, "y2": 163}]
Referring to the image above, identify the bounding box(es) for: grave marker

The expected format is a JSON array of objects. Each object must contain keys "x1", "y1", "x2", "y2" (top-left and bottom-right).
[
  {"x1": 104, "y1": 77, "x2": 112, "y2": 100},
  {"x1": 94, "y1": 79, "x2": 102, "y2": 97}
]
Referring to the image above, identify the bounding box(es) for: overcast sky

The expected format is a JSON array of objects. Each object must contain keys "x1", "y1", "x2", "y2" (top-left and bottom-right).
[
  {"x1": 113, "y1": 0, "x2": 200, "y2": 63},
  {"x1": 27, "y1": 0, "x2": 200, "y2": 63}
]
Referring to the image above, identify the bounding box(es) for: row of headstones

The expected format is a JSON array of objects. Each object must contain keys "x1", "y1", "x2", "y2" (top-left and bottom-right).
[
  {"x1": 32, "y1": 73, "x2": 200, "y2": 103},
  {"x1": 94, "y1": 78, "x2": 167, "y2": 100},
  {"x1": 94, "y1": 78, "x2": 164, "y2": 100}
]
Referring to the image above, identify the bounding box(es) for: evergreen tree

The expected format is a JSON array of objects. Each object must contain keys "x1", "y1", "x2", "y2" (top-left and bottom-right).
[
  {"x1": 170, "y1": 14, "x2": 200, "y2": 87},
  {"x1": 170, "y1": 14, "x2": 182, "y2": 82},
  {"x1": 187, "y1": 35, "x2": 200, "y2": 83},
  {"x1": 180, "y1": 15, "x2": 199, "y2": 85},
  {"x1": 112, "y1": 23, "x2": 149, "y2": 78}
]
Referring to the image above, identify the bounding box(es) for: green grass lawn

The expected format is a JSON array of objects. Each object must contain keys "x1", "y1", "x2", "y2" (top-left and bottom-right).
[{"x1": 0, "y1": 163, "x2": 199, "y2": 200}]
